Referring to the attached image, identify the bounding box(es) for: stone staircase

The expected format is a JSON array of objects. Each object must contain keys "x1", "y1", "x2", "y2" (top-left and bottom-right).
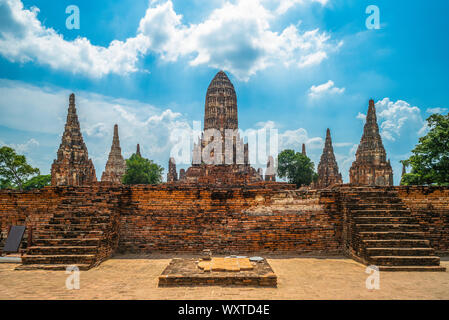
[
  {"x1": 343, "y1": 187, "x2": 445, "y2": 272},
  {"x1": 17, "y1": 201, "x2": 118, "y2": 271}
]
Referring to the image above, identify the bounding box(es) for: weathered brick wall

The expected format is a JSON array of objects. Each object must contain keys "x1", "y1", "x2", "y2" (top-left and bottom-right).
[
  {"x1": 117, "y1": 185, "x2": 343, "y2": 255},
  {"x1": 397, "y1": 186, "x2": 449, "y2": 254},
  {"x1": 0, "y1": 188, "x2": 60, "y2": 248},
  {"x1": 1, "y1": 184, "x2": 447, "y2": 256}
]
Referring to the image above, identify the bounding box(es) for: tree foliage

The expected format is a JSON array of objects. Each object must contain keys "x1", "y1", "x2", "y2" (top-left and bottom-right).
[
  {"x1": 122, "y1": 153, "x2": 164, "y2": 185},
  {"x1": 277, "y1": 149, "x2": 316, "y2": 187},
  {"x1": 23, "y1": 174, "x2": 51, "y2": 190},
  {"x1": 0, "y1": 146, "x2": 40, "y2": 190},
  {"x1": 401, "y1": 113, "x2": 449, "y2": 186}
]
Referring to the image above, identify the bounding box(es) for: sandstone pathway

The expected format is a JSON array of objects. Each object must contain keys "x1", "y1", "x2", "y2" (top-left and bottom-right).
[{"x1": 1, "y1": 255, "x2": 448, "y2": 300}]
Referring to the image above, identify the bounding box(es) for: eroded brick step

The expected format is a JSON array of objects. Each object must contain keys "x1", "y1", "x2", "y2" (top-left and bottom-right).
[
  {"x1": 366, "y1": 247, "x2": 435, "y2": 256},
  {"x1": 42, "y1": 223, "x2": 108, "y2": 231},
  {"x1": 369, "y1": 256, "x2": 440, "y2": 266},
  {"x1": 27, "y1": 246, "x2": 98, "y2": 255},
  {"x1": 351, "y1": 209, "x2": 411, "y2": 216},
  {"x1": 50, "y1": 217, "x2": 110, "y2": 224},
  {"x1": 33, "y1": 238, "x2": 101, "y2": 246},
  {"x1": 363, "y1": 239, "x2": 430, "y2": 248},
  {"x1": 359, "y1": 231, "x2": 425, "y2": 240},
  {"x1": 354, "y1": 216, "x2": 416, "y2": 224},
  {"x1": 377, "y1": 266, "x2": 446, "y2": 272},
  {"x1": 347, "y1": 203, "x2": 407, "y2": 210},
  {"x1": 351, "y1": 198, "x2": 403, "y2": 204},
  {"x1": 35, "y1": 230, "x2": 103, "y2": 239},
  {"x1": 15, "y1": 264, "x2": 92, "y2": 271},
  {"x1": 22, "y1": 254, "x2": 96, "y2": 265},
  {"x1": 356, "y1": 224, "x2": 421, "y2": 232}
]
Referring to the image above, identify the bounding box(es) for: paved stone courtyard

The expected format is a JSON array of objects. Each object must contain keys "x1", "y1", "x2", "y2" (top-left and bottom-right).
[{"x1": 1, "y1": 255, "x2": 448, "y2": 300}]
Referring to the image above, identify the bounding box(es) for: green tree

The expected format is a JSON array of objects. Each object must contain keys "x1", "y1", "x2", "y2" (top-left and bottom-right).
[
  {"x1": 277, "y1": 149, "x2": 316, "y2": 187},
  {"x1": 401, "y1": 113, "x2": 449, "y2": 186},
  {"x1": 122, "y1": 153, "x2": 163, "y2": 185},
  {"x1": 23, "y1": 174, "x2": 51, "y2": 190},
  {"x1": 0, "y1": 146, "x2": 40, "y2": 190}
]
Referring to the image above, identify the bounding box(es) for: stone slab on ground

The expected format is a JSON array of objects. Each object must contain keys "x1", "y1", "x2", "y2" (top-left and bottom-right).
[{"x1": 158, "y1": 258, "x2": 276, "y2": 287}]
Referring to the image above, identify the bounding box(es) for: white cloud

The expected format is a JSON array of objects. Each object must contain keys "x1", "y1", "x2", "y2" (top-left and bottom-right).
[
  {"x1": 308, "y1": 80, "x2": 345, "y2": 98},
  {"x1": 274, "y1": 0, "x2": 329, "y2": 15},
  {"x1": 426, "y1": 107, "x2": 448, "y2": 114},
  {"x1": 0, "y1": 0, "x2": 150, "y2": 78},
  {"x1": 375, "y1": 98, "x2": 426, "y2": 141},
  {"x1": 356, "y1": 112, "x2": 366, "y2": 121},
  {"x1": 0, "y1": 0, "x2": 340, "y2": 80},
  {"x1": 0, "y1": 138, "x2": 39, "y2": 154}
]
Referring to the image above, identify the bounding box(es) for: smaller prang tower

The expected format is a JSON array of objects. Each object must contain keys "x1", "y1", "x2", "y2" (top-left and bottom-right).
[
  {"x1": 350, "y1": 99, "x2": 393, "y2": 186},
  {"x1": 51, "y1": 94, "x2": 97, "y2": 186},
  {"x1": 101, "y1": 124, "x2": 126, "y2": 184},
  {"x1": 316, "y1": 128, "x2": 342, "y2": 188}
]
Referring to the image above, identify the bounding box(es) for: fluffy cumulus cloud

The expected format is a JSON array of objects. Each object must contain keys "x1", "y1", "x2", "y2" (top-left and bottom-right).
[
  {"x1": 308, "y1": 80, "x2": 345, "y2": 98},
  {"x1": 0, "y1": 0, "x2": 150, "y2": 78},
  {"x1": 0, "y1": 0, "x2": 340, "y2": 80}
]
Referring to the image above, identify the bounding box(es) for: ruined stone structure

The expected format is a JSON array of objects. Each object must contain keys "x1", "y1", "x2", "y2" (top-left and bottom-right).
[
  {"x1": 179, "y1": 169, "x2": 186, "y2": 180},
  {"x1": 350, "y1": 99, "x2": 394, "y2": 186},
  {"x1": 136, "y1": 144, "x2": 142, "y2": 157},
  {"x1": 316, "y1": 129, "x2": 343, "y2": 189},
  {"x1": 101, "y1": 124, "x2": 126, "y2": 184},
  {"x1": 302, "y1": 144, "x2": 307, "y2": 156},
  {"x1": 265, "y1": 156, "x2": 276, "y2": 182},
  {"x1": 51, "y1": 94, "x2": 97, "y2": 186},
  {"x1": 167, "y1": 157, "x2": 178, "y2": 182},
  {"x1": 2, "y1": 184, "x2": 448, "y2": 271},
  {"x1": 180, "y1": 71, "x2": 262, "y2": 184}
]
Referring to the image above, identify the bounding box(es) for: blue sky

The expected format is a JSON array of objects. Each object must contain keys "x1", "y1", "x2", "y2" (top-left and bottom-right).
[{"x1": 0, "y1": 0, "x2": 448, "y2": 184}]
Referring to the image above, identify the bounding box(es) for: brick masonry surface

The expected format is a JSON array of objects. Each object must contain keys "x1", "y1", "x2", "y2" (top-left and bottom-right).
[{"x1": 0, "y1": 184, "x2": 448, "y2": 264}]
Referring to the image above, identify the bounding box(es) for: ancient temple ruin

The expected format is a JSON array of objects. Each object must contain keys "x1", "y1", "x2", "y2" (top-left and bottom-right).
[
  {"x1": 167, "y1": 157, "x2": 178, "y2": 182},
  {"x1": 51, "y1": 94, "x2": 97, "y2": 186},
  {"x1": 179, "y1": 71, "x2": 263, "y2": 184},
  {"x1": 316, "y1": 129, "x2": 343, "y2": 189},
  {"x1": 350, "y1": 99, "x2": 394, "y2": 186},
  {"x1": 101, "y1": 124, "x2": 126, "y2": 184}
]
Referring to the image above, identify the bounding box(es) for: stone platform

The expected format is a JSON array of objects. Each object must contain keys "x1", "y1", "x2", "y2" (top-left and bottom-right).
[{"x1": 158, "y1": 258, "x2": 277, "y2": 287}]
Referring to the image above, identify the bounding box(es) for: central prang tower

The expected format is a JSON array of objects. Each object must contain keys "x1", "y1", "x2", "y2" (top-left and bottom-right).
[
  {"x1": 174, "y1": 71, "x2": 264, "y2": 184},
  {"x1": 204, "y1": 71, "x2": 238, "y2": 132}
]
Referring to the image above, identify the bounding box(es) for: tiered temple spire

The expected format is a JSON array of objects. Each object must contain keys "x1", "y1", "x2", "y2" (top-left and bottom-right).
[
  {"x1": 136, "y1": 144, "x2": 142, "y2": 157},
  {"x1": 180, "y1": 70, "x2": 262, "y2": 184},
  {"x1": 349, "y1": 99, "x2": 393, "y2": 186},
  {"x1": 316, "y1": 129, "x2": 342, "y2": 188},
  {"x1": 302, "y1": 143, "x2": 307, "y2": 156},
  {"x1": 51, "y1": 93, "x2": 97, "y2": 186},
  {"x1": 101, "y1": 124, "x2": 126, "y2": 184},
  {"x1": 167, "y1": 157, "x2": 178, "y2": 182}
]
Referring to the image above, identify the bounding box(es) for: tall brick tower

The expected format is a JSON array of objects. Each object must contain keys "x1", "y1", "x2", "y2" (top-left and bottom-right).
[
  {"x1": 180, "y1": 71, "x2": 261, "y2": 184},
  {"x1": 350, "y1": 99, "x2": 393, "y2": 186},
  {"x1": 101, "y1": 124, "x2": 126, "y2": 184},
  {"x1": 51, "y1": 94, "x2": 97, "y2": 186},
  {"x1": 317, "y1": 128, "x2": 342, "y2": 188},
  {"x1": 204, "y1": 70, "x2": 238, "y2": 133}
]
